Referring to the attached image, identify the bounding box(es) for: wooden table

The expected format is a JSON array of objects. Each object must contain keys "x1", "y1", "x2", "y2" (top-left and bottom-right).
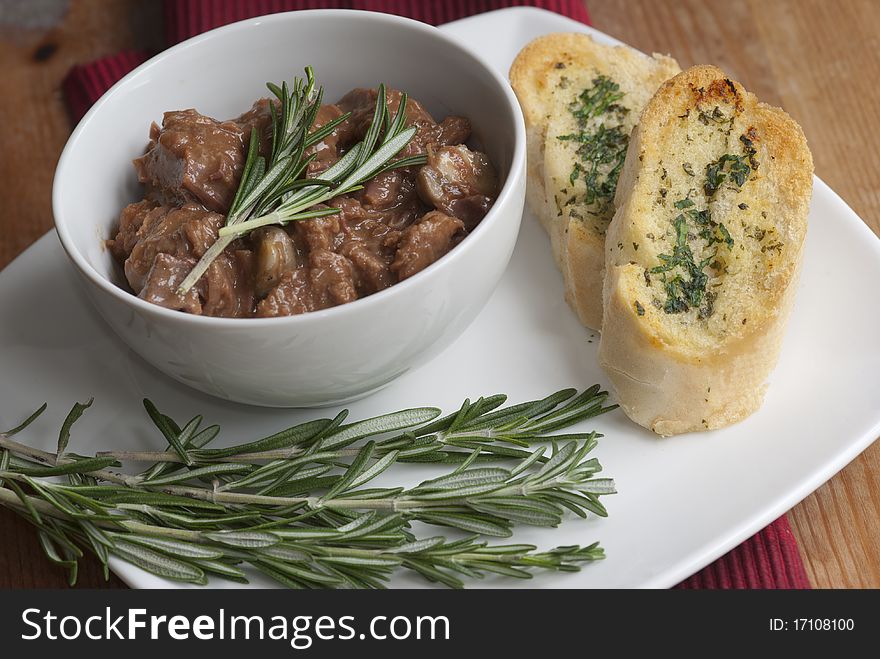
[{"x1": 0, "y1": 0, "x2": 877, "y2": 588}]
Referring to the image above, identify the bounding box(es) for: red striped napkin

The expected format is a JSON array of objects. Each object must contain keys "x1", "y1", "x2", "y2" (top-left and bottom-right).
[
  {"x1": 60, "y1": 0, "x2": 810, "y2": 589},
  {"x1": 163, "y1": 0, "x2": 592, "y2": 43}
]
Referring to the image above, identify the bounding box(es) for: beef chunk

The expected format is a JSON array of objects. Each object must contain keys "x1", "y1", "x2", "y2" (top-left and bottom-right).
[
  {"x1": 436, "y1": 116, "x2": 472, "y2": 147},
  {"x1": 109, "y1": 200, "x2": 168, "y2": 262},
  {"x1": 361, "y1": 171, "x2": 426, "y2": 229},
  {"x1": 253, "y1": 248, "x2": 357, "y2": 317},
  {"x1": 402, "y1": 115, "x2": 472, "y2": 158},
  {"x1": 337, "y1": 88, "x2": 434, "y2": 142},
  {"x1": 339, "y1": 214, "x2": 402, "y2": 255},
  {"x1": 233, "y1": 98, "x2": 275, "y2": 156},
  {"x1": 200, "y1": 250, "x2": 256, "y2": 318},
  {"x1": 139, "y1": 250, "x2": 254, "y2": 318},
  {"x1": 390, "y1": 211, "x2": 465, "y2": 280},
  {"x1": 309, "y1": 249, "x2": 358, "y2": 307},
  {"x1": 119, "y1": 201, "x2": 255, "y2": 316},
  {"x1": 340, "y1": 241, "x2": 394, "y2": 294},
  {"x1": 138, "y1": 253, "x2": 202, "y2": 314},
  {"x1": 294, "y1": 214, "x2": 342, "y2": 252},
  {"x1": 335, "y1": 88, "x2": 471, "y2": 156},
  {"x1": 133, "y1": 109, "x2": 249, "y2": 213},
  {"x1": 123, "y1": 203, "x2": 223, "y2": 293},
  {"x1": 256, "y1": 269, "x2": 313, "y2": 318},
  {"x1": 363, "y1": 170, "x2": 404, "y2": 209}
]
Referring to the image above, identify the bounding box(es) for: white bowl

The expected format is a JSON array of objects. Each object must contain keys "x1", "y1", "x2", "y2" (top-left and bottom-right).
[{"x1": 52, "y1": 10, "x2": 525, "y2": 407}]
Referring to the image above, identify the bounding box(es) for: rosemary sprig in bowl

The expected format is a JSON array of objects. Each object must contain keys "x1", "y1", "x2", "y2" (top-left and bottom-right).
[
  {"x1": 177, "y1": 67, "x2": 426, "y2": 294},
  {"x1": 0, "y1": 388, "x2": 617, "y2": 588}
]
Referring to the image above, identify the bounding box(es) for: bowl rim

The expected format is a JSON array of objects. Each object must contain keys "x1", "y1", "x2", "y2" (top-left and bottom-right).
[{"x1": 52, "y1": 9, "x2": 526, "y2": 328}]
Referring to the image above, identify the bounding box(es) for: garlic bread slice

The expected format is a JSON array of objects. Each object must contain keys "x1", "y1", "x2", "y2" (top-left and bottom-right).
[
  {"x1": 510, "y1": 33, "x2": 679, "y2": 329},
  {"x1": 599, "y1": 65, "x2": 813, "y2": 435}
]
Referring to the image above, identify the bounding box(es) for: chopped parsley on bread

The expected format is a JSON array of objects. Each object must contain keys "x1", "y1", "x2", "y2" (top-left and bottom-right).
[
  {"x1": 510, "y1": 33, "x2": 680, "y2": 329},
  {"x1": 599, "y1": 65, "x2": 813, "y2": 435}
]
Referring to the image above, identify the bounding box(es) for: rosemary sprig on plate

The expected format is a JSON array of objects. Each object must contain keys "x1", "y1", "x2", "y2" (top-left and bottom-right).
[
  {"x1": 177, "y1": 67, "x2": 426, "y2": 294},
  {"x1": 0, "y1": 389, "x2": 616, "y2": 588}
]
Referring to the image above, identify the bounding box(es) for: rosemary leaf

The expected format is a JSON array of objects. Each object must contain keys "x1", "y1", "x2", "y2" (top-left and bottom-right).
[
  {"x1": 111, "y1": 540, "x2": 207, "y2": 584},
  {"x1": 118, "y1": 534, "x2": 225, "y2": 560},
  {"x1": 141, "y1": 463, "x2": 253, "y2": 486},
  {"x1": 319, "y1": 408, "x2": 441, "y2": 451},
  {"x1": 196, "y1": 418, "x2": 332, "y2": 459},
  {"x1": 38, "y1": 530, "x2": 80, "y2": 585},
  {"x1": 143, "y1": 399, "x2": 193, "y2": 466},
  {"x1": 203, "y1": 530, "x2": 281, "y2": 549},
  {"x1": 10, "y1": 456, "x2": 119, "y2": 477},
  {"x1": 0, "y1": 387, "x2": 616, "y2": 588},
  {"x1": 3, "y1": 402, "x2": 47, "y2": 436},
  {"x1": 56, "y1": 399, "x2": 93, "y2": 459},
  {"x1": 179, "y1": 70, "x2": 426, "y2": 294},
  {"x1": 196, "y1": 559, "x2": 250, "y2": 583}
]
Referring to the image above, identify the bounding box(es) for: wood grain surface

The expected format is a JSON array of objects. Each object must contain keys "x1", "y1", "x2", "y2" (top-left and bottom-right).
[
  {"x1": 589, "y1": 0, "x2": 880, "y2": 590},
  {"x1": 0, "y1": 0, "x2": 877, "y2": 588}
]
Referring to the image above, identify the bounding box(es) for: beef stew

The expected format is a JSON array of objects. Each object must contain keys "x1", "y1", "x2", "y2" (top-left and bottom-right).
[{"x1": 110, "y1": 87, "x2": 499, "y2": 318}]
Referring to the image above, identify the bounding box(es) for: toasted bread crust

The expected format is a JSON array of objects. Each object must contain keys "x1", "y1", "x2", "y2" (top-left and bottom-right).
[
  {"x1": 599, "y1": 65, "x2": 813, "y2": 435},
  {"x1": 510, "y1": 33, "x2": 679, "y2": 330}
]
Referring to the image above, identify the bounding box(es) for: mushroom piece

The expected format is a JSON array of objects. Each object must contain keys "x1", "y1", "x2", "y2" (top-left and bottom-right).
[
  {"x1": 252, "y1": 226, "x2": 298, "y2": 298},
  {"x1": 416, "y1": 144, "x2": 498, "y2": 230}
]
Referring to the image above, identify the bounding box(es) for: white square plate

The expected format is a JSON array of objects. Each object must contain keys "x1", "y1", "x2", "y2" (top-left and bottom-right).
[{"x1": 1, "y1": 7, "x2": 878, "y2": 588}]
